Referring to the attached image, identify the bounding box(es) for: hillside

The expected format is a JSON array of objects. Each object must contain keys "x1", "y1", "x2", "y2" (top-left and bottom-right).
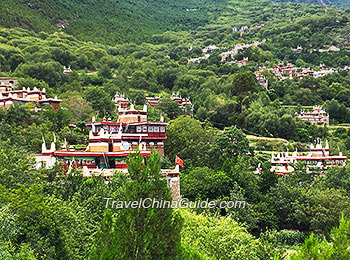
[
  {"x1": 2, "y1": 0, "x2": 350, "y2": 258},
  {"x1": 0, "y1": 0, "x2": 228, "y2": 44},
  {"x1": 273, "y1": 0, "x2": 350, "y2": 8}
]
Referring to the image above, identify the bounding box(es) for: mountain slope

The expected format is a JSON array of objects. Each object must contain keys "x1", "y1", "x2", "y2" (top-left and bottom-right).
[
  {"x1": 0, "y1": 0, "x2": 228, "y2": 44},
  {"x1": 273, "y1": 0, "x2": 350, "y2": 8}
]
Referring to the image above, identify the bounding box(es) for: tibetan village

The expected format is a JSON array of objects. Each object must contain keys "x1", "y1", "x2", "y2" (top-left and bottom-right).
[{"x1": 4, "y1": 0, "x2": 350, "y2": 257}]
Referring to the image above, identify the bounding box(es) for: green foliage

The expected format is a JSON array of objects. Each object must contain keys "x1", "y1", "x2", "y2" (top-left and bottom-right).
[
  {"x1": 275, "y1": 231, "x2": 308, "y2": 246},
  {"x1": 182, "y1": 167, "x2": 232, "y2": 200},
  {"x1": 1, "y1": 0, "x2": 350, "y2": 258},
  {"x1": 157, "y1": 97, "x2": 184, "y2": 120},
  {"x1": 0, "y1": 141, "x2": 39, "y2": 189},
  {"x1": 90, "y1": 152, "x2": 183, "y2": 260},
  {"x1": 0, "y1": 0, "x2": 227, "y2": 44},
  {"x1": 180, "y1": 210, "x2": 283, "y2": 260},
  {"x1": 84, "y1": 87, "x2": 115, "y2": 116},
  {"x1": 16, "y1": 61, "x2": 62, "y2": 87},
  {"x1": 292, "y1": 188, "x2": 350, "y2": 236},
  {"x1": 165, "y1": 116, "x2": 214, "y2": 169},
  {"x1": 273, "y1": 0, "x2": 350, "y2": 8},
  {"x1": 208, "y1": 126, "x2": 250, "y2": 168},
  {"x1": 291, "y1": 216, "x2": 350, "y2": 259},
  {"x1": 60, "y1": 91, "x2": 94, "y2": 123}
]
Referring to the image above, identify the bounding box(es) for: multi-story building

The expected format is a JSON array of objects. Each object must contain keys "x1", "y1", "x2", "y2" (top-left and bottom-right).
[
  {"x1": 35, "y1": 104, "x2": 181, "y2": 199},
  {"x1": 170, "y1": 92, "x2": 192, "y2": 110},
  {"x1": 0, "y1": 87, "x2": 62, "y2": 110},
  {"x1": 146, "y1": 96, "x2": 161, "y2": 108},
  {"x1": 113, "y1": 92, "x2": 129, "y2": 108},
  {"x1": 144, "y1": 93, "x2": 193, "y2": 112},
  {"x1": 0, "y1": 77, "x2": 18, "y2": 89},
  {"x1": 297, "y1": 106, "x2": 329, "y2": 126},
  {"x1": 271, "y1": 140, "x2": 346, "y2": 175},
  {"x1": 87, "y1": 104, "x2": 168, "y2": 156}
]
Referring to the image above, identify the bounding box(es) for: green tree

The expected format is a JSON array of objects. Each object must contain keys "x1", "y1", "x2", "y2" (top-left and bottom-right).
[
  {"x1": 208, "y1": 126, "x2": 250, "y2": 168},
  {"x1": 165, "y1": 116, "x2": 214, "y2": 169},
  {"x1": 85, "y1": 87, "x2": 115, "y2": 116},
  {"x1": 181, "y1": 167, "x2": 231, "y2": 200},
  {"x1": 0, "y1": 142, "x2": 40, "y2": 189},
  {"x1": 16, "y1": 61, "x2": 62, "y2": 87},
  {"x1": 291, "y1": 216, "x2": 350, "y2": 260},
  {"x1": 90, "y1": 152, "x2": 183, "y2": 260},
  {"x1": 227, "y1": 71, "x2": 258, "y2": 128},
  {"x1": 128, "y1": 90, "x2": 146, "y2": 105},
  {"x1": 180, "y1": 210, "x2": 282, "y2": 260},
  {"x1": 156, "y1": 97, "x2": 183, "y2": 120},
  {"x1": 98, "y1": 64, "x2": 113, "y2": 79},
  {"x1": 61, "y1": 92, "x2": 94, "y2": 123},
  {"x1": 292, "y1": 188, "x2": 350, "y2": 235}
]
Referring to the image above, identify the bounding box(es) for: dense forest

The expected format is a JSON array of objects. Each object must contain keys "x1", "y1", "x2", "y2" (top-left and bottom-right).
[
  {"x1": 0, "y1": 0, "x2": 228, "y2": 43},
  {"x1": 2, "y1": 0, "x2": 350, "y2": 259}
]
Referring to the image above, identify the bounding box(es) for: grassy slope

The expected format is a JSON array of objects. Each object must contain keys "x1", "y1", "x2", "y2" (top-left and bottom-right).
[{"x1": 0, "y1": 0, "x2": 228, "y2": 44}]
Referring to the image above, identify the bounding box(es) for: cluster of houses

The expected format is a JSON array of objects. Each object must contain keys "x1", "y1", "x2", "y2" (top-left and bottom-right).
[
  {"x1": 202, "y1": 45, "x2": 223, "y2": 53},
  {"x1": 188, "y1": 54, "x2": 210, "y2": 64},
  {"x1": 255, "y1": 63, "x2": 340, "y2": 81},
  {"x1": 268, "y1": 106, "x2": 339, "y2": 175},
  {"x1": 0, "y1": 78, "x2": 183, "y2": 199},
  {"x1": 232, "y1": 25, "x2": 249, "y2": 33},
  {"x1": 114, "y1": 92, "x2": 193, "y2": 112},
  {"x1": 297, "y1": 106, "x2": 329, "y2": 126},
  {"x1": 0, "y1": 77, "x2": 62, "y2": 110},
  {"x1": 188, "y1": 40, "x2": 266, "y2": 64},
  {"x1": 270, "y1": 139, "x2": 346, "y2": 175},
  {"x1": 255, "y1": 73, "x2": 268, "y2": 89},
  {"x1": 292, "y1": 45, "x2": 341, "y2": 53},
  {"x1": 219, "y1": 40, "x2": 266, "y2": 63},
  {"x1": 232, "y1": 24, "x2": 264, "y2": 36}
]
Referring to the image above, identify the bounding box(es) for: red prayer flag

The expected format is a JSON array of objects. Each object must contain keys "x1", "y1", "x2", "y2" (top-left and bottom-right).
[{"x1": 175, "y1": 156, "x2": 184, "y2": 167}]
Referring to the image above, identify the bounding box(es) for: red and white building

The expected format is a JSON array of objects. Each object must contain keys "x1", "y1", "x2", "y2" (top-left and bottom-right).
[
  {"x1": 113, "y1": 92, "x2": 129, "y2": 108},
  {"x1": 146, "y1": 96, "x2": 161, "y2": 108},
  {"x1": 170, "y1": 92, "x2": 192, "y2": 110},
  {"x1": 0, "y1": 87, "x2": 62, "y2": 110},
  {"x1": 35, "y1": 104, "x2": 181, "y2": 199},
  {"x1": 63, "y1": 66, "x2": 72, "y2": 74},
  {"x1": 297, "y1": 106, "x2": 329, "y2": 126},
  {"x1": 271, "y1": 140, "x2": 346, "y2": 175}
]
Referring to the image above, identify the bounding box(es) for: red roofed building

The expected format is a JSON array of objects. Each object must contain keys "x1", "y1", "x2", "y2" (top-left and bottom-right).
[
  {"x1": 297, "y1": 106, "x2": 329, "y2": 126},
  {"x1": 35, "y1": 104, "x2": 181, "y2": 200},
  {"x1": 271, "y1": 139, "x2": 346, "y2": 175},
  {"x1": 0, "y1": 87, "x2": 62, "y2": 110},
  {"x1": 113, "y1": 92, "x2": 129, "y2": 108}
]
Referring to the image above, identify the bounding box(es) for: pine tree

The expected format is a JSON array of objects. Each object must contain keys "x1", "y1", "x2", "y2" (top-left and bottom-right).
[{"x1": 90, "y1": 152, "x2": 183, "y2": 260}]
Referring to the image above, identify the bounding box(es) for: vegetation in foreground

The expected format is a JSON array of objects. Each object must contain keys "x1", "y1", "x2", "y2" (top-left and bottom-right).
[{"x1": 1, "y1": 0, "x2": 350, "y2": 259}]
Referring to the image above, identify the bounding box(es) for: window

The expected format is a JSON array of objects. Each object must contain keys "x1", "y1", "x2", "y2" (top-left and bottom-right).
[
  {"x1": 160, "y1": 127, "x2": 166, "y2": 132},
  {"x1": 154, "y1": 127, "x2": 159, "y2": 132},
  {"x1": 110, "y1": 126, "x2": 117, "y2": 132},
  {"x1": 148, "y1": 126, "x2": 154, "y2": 132},
  {"x1": 142, "y1": 126, "x2": 148, "y2": 132},
  {"x1": 136, "y1": 126, "x2": 142, "y2": 133}
]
